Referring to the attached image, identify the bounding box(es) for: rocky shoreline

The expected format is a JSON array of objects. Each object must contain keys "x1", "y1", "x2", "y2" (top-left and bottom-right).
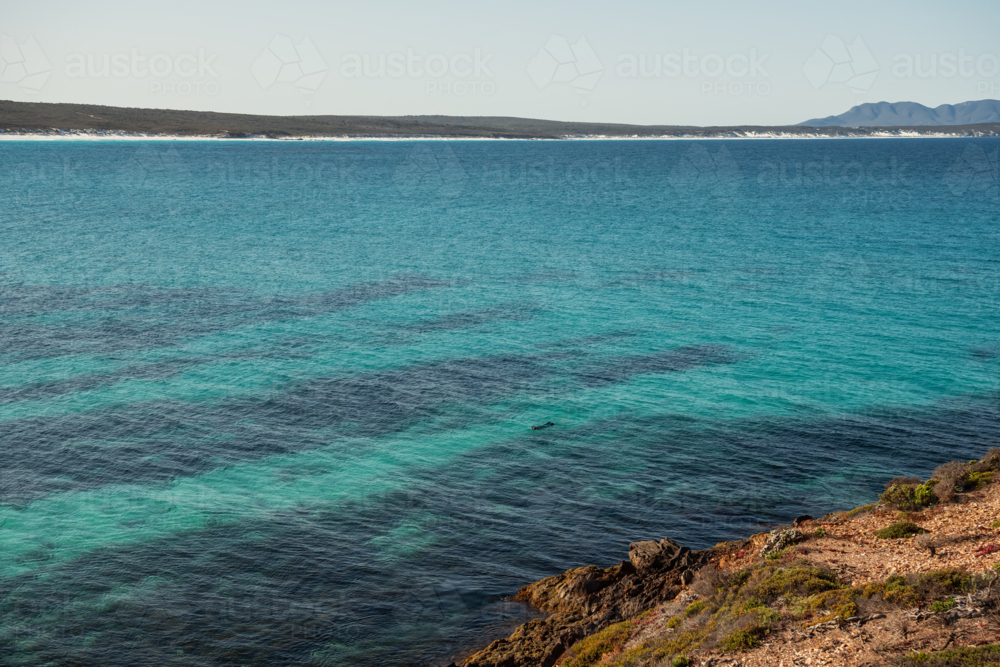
[{"x1": 449, "y1": 448, "x2": 1000, "y2": 667}]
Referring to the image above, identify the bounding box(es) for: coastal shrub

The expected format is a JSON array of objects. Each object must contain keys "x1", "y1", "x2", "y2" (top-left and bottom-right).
[
  {"x1": 562, "y1": 621, "x2": 633, "y2": 667},
  {"x1": 804, "y1": 588, "x2": 858, "y2": 622},
  {"x1": 796, "y1": 572, "x2": 939, "y2": 624},
  {"x1": 683, "y1": 601, "x2": 705, "y2": 618},
  {"x1": 814, "y1": 527, "x2": 826, "y2": 538},
  {"x1": 912, "y1": 569, "x2": 971, "y2": 598},
  {"x1": 990, "y1": 519, "x2": 1000, "y2": 529},
  {"x1": 737, "y1": 597, "x2": 765, "y2": 614},
  {"x1": 967, "y1": 471, "x2": 994, "y2": 489},
  {"x1": 751, "y1": 564, "x2": 842, "y2": 601},
  {"x1": 974, "y1": 543, "x2": 1000, "y2": 557},
  {"x1": 670, "y1": 657, "x2": 691, "y2": 667},
  {"x1": 729, "y1": 569, "x2": 753, "y2": 589},
  {"x1": 876, "y1": 521, "x2": 927, "y2": 539},
  {"x1": 971, "y1": 449, "x2": 1000, "y2": 473},
  {"x1": 881, "y1": 479, "x2": 922, "y2": 510},
  {"x1": 665, "y1": 615, "x2": 682, "y2": 629},
  {"x1": 914, "y1": 480, "x2": 938, "y2": 506},
  {"x1": 931, "y1": 461, "x2": 970, "y2": 503},
  {"x1": 689, "y1": 564, "x2": 728, "y2": 597},
  {"x1": 845, "y1": 503, "x2": 877, "y2": 519},
  {"x1": 897, "y1": 643, "x2": 1000, "y2": 665},
  {"x1": 604, "y1": 643, "x2": 656, "y2": 667},
  {"x1": 719, "y1": 627, "x2": 763, "y2": 651},
  {"x1": 651, "y1": 626, "x2": 711, "y2": 662},
  {"x1": 856, "y1": 575, "x2": 920, "y2": 608},
  {"x1": 915, "y1": 532, "x2": 938, "y2": 556},
  {"x1": 929, "y1": 597, "x2": 957, "y2": 613}
]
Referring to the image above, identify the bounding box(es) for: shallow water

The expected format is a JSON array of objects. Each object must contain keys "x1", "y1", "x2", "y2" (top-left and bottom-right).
[{"x1": 0, "y1": 138, "x2": 997, "y2": 666}]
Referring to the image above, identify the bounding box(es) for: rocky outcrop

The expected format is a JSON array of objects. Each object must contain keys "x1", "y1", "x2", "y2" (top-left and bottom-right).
[
  {"x1": 460, "y1": 539, "x2": 714, "y2": 667},
  {"x1": 759, "y1": 528, "x2": 803, "y2": 558},
  {"x1": 628, "y1": 538, "x2": 691, "y2": 571}
]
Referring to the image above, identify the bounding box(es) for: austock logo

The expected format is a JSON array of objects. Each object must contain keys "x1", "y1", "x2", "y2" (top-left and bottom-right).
[
  {"x1": 667, "y1": 144, "x2": 744, "y2": 198},
  {"x1": 944, "y1": 144, "x2": 1000, "y2": 200},
  {"x1": 393, "y1": 145, "x2": 467, "y2": 199},
  {"x1": 803, "y1": 35, "x2": 879, "y2": 93},
  {"x1": 527, "y1": 34, "x2": 604, "y2": 104},
  {"x1": 0, "y1": 34, "x2": 51, "y2": 92},
  {"x1": 117, "y1": 147, "x2": 192, "y2": 215},
  {"x1": 252, "y1": 35, "x2": 327, "y2": 96}
]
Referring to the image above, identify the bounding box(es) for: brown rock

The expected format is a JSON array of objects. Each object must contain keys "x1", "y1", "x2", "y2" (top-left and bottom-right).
[
  {"x1": 462, "y1": 612, "x2": 585, "y2": 667},
  {"x1": 628, "y1": 537, "x2": 687, "y2": 570},
  {"x1": 466, "y1": 542, "x2": 712, "y2": 667}
]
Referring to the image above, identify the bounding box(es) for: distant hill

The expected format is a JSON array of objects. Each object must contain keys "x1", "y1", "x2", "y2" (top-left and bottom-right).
[
  {"x1": 0, "y1": 100, "x2": 998, "y2": 139},
  {"x1": 800, "y1": 100, "x2": 1000, "y2": 127}
]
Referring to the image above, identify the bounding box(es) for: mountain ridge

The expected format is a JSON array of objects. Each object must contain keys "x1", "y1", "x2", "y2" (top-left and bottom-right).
[{"x1": 800, "y1": 99, "x2": 1000, "y2": 127}]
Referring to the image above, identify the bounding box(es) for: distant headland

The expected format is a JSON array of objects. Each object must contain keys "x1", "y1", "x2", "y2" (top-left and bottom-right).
[{"x1": 1, "y1": 100, "x2": 999, "y2": 140}]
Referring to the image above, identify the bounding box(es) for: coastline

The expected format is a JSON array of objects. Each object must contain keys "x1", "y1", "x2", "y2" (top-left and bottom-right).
[
  {"x1": 0, "y1": 128, "x2": 997, "y2": 141},
  {"x1": 451, "y1": 448, "x2": 1000, "y2": 667}
]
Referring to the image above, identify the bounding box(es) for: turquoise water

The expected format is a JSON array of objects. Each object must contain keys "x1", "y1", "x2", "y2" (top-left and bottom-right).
[{"x1": 0, "y1": 138, "x2": 997, "y2": 665}]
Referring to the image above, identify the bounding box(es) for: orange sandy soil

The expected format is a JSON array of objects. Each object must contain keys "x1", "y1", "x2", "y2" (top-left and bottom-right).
[{"x1": 618, "y1": 480, "x2": 1000, "y2": 667}]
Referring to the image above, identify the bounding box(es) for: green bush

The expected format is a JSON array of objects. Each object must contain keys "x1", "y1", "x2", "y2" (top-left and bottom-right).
[
  {"x1": 665, "y1": 616, "x2": 682, "y2": 629},
  {"x1": 914, "y1": 481, "x2": 937, "y2": 506},
  {"x1": 968, "y1": 471, "x2": 994, "y2": 489},
  {"x1": 814, "y1": 527, "x2": 826, "y2": 538},
  {"x1": 845, "y1": 503, "x2": 877, "y2": 519},
  {"x1": 931, "y1": 461, "x2": 969, "y2": 503},
  {"x1": 752, "y1": 565, "x2": 843, "y2": 600},
  {"x1": 720, "y1": 628, "x2": 762, "y2": 651},
  {"x1": 876, "y1": 521, "x2": 927, "y2": 539},
  {"x1": 683, "y1": 601, "x2": 705, "y2": 618},
  {"x1": 929, "y1": 597, "x2": 956, "y2": 613},
  {"x1": 562, "y1": 621, "x2": 633, "y2": 667},
  {"x1": 915, "y1": 569, "x2": 971, "y2": 596},
  {"x1": 897, "y1": 643, "x2": 1000, "y2": 665},
  {"x1": 670, "y1": 657, "x2": 691, "y2": 667},
  {"x1": 880, "y1": 484, "x2": 917, "y2": 510}
]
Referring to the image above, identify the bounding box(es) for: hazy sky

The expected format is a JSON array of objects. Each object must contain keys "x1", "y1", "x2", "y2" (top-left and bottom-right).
[{"x1": 2, "y1": 0, "x2": 998, "y2": 125}]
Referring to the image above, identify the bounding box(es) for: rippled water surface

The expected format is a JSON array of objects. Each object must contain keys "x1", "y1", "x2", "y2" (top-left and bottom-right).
[{"x1": 0, "y1": 138, "x2": 998, "y2": 666}]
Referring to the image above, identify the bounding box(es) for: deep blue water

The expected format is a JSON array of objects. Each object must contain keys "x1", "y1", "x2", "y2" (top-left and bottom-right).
[{"x1": 0, "y1": 138, "x2": 997, "y2": 666}]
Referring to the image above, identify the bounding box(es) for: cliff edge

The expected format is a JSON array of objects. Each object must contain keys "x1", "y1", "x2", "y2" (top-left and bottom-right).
[{"x1": 451, "y1": 448, "x2": 1000, "y2": 667}]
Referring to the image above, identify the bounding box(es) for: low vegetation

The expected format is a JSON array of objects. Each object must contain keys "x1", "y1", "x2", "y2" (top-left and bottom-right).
[
  {"x1": 560, "y1": 621, "x2": 633, "y2": 667},
  {"x1": 897, "y1": 643, "x2": 1000, "y2": 665},
  {"x1": 556, "y1": 558, "x2": 991, "y2": 667},
  {"x1": 547, "y1": 450, "x2": 1000, "y2": 667},
  {"x1": 876, "y1": 451, "x2": 1000, "y2": 515},
  {"x1": 876, "y1": 521, "x2": 928, "y2": 539}
]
